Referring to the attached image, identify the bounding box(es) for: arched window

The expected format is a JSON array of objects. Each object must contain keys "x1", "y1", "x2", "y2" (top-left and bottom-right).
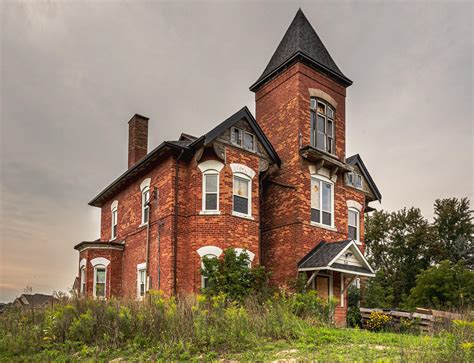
[
  {"x1": 90, "y1": 257, "x2": 110, "y2": 299},
  {"x1": 140, "y1": 178, "x2": 151, "y2": 225},
  {"x1": 198, "y1": 160, "x2": 224, "y2": 214},
  {"x1": 93, "y1": 266, "x2": 106, "y2": 298},
  {"x1": 197, "y1": 246, "x2": 223, "y2": 288},
  {"x1": 80, "y1": 258, "x2": 87, "y2": 296},
  {"x1": 111, "y1": 200, "x2": 118, "y2": 240},
  {"x1": 310, "y1": 98, "x2": 335, "y2": 154}
]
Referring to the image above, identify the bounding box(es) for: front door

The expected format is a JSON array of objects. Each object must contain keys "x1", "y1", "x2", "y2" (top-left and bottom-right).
[{"x1": 315, "y1": 275, "x2": 330, "y2": 302}]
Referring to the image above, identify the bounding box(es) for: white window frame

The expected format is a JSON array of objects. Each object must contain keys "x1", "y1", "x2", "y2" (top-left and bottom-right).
[
  {"x1": 232, "y1": 173, "x2": 252, "y2": 219},
  {"x1": 93, "y1": 265, "x2": 107, "y2": 299},
  {"x1": 140, "y1": 178, "x2": 151, "y2": 226},
  {"x1": 80, "y1": 266, "x2": 86, "y2": 295},
  {"x1": 198, "y1": 160, "x2": 224, "y2": 215},
  {"x1": 230, "y1": 164, "x2": 255, "y2": 220},
  {"x1": 348, "y1": 207, "x2": 360, "y2": 244},
  {"x1": 231, "y1": 127, "x2": 256, "y2": 152},
  {"x1": 310, "y1": 174, "x2": 335, "y2": 229},
  {"x1": 111, "y1": 200, "x2": 118, "y2": 240},
  {"x1": 200, "y1": 254, "x2": 217, "y2": 288},
  {"x1": 136, "y1": 262, "x2": 147, "y2": 299}
]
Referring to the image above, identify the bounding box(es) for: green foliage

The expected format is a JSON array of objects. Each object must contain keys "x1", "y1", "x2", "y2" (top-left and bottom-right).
[
  {"x1": 433, "y1": 197, "x2": 473, "y2": 268},
  {"x1": 364, "y1": 197, "x2": 473, "y2": 309},
  {"x1": 405, "y1": 260, "x2": 474, "y2": 310},
  {"x1": 346, "y1": 285, "x2": 362, "y2": 328},
  {"x1": 201, "y1": 248, "x2": 272, "y2": 301}
]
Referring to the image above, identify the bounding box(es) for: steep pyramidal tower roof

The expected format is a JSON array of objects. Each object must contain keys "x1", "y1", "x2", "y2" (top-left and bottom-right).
[{"x1": 250, "y1": 8, "x2": 352, "y2": 91}]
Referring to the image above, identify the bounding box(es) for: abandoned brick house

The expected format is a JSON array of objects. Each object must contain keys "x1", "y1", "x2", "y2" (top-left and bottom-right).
[{"x1": 74, "y1": 9, "x2": 381, "y2": 325}]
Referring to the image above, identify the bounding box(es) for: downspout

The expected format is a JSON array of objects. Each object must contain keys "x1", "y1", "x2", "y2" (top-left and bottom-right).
[
  {"x1": 173, "y1": 150, "x2": 184, "y2": 295},
  {"x1": 145, "y1": 201, "x2": 151, "y2": 294}
]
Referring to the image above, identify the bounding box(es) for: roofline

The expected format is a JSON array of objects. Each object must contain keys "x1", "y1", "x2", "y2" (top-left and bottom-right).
[
  {"x1": 189, "y1": 106, "x2": 281, "y2": 166},
  {"x1": 250, "y1": 51, "x2": 353, "y2": 92},
  {"x1": 74, "y1": 240, "x2": 125, "y2": 251},
  {"x1": 88, "y1": 142, "x2": 185, "y2": 207},
  {"x1": 297, "y1": 266, "x2": 375, "y2": 277}
]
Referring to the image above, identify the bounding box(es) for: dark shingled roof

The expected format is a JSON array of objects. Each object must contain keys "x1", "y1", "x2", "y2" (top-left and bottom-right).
[
  {"x1": 88, "y1": 107, "x2": 280, "y2": 207},
  {"x1": 250, "y1": 8, "x2": 352, "y2": 91},
  {"x1": 298, "y1": 240, "x2": 351, "y2": 269},
  {"x1": 346, "y1": 154, "x2": 382, "y2": 202}
]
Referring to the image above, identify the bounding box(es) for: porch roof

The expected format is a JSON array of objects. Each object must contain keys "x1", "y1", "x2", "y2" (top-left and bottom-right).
[{"x1": 298, "y1": 240, "x2": 375, "y2": 277}]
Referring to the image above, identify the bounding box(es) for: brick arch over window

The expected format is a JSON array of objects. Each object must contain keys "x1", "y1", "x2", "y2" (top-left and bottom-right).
[
  {"x1": 308, "y1": 88, "x2": 338, "y2": 109},
  {"x1": 90, "y1": 257, "x2": 110, "y2": 267},
  {"x1": 197, "y1": 246, "x2": 223, "y2": 258},
  {"x1": 346, "y1": 200, "x2": 362, "y2": 212}
]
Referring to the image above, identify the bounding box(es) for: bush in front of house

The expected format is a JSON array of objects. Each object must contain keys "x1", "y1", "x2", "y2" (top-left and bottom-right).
[{"x1": 366, "y1": 311, "x2": 392, "y2": 331}]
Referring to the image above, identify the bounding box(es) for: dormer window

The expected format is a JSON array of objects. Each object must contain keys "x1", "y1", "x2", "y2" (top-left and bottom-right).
[
  {"x1": 347, "y1": 172, "x2": 363, "y2": 189},
  {"x1": 310, "y1": 98, "x2": 334, "y2": 154},
  {"x1": 231, "y1": 127, "x2": 256, "y2": 152}
]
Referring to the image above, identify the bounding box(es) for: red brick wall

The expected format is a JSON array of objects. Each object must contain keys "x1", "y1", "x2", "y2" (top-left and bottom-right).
[
  {"x1": 255, "y1": 61, "x2": 366, "y2": 323},
  {"x1": 176, "y1": 145, "x2": 262, "y2": 295}
]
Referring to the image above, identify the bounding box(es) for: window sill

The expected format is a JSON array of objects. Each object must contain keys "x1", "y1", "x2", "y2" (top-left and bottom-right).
[
  {"x1": 232, "y1": 212, "x2": 254, "y2": 220},
  {"x1": 110, "y1": 237, "x2": 116, "y2": 242},
  {"x1": 199, "y1": 210, "x2": 221, "y2": 215},
  {"x1": 138, "y1": 222, "x2": 149, "y2": 228},
  {"x1": 310, "y1": 221, "x2": 337, "y2": 232},
  {"x1": 354, "y1": 240, "x2": 362, "y2": 245}
]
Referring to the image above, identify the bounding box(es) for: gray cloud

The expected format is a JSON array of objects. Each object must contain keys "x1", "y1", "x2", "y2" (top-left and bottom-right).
[{"x1": 0, "y1": 0, "x2": 472, "y2": 302}]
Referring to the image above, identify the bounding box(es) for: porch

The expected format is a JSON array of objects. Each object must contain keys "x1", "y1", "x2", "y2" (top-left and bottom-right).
[{"x1": 298, "y1": 240, "x2": 375, "y2": 326}]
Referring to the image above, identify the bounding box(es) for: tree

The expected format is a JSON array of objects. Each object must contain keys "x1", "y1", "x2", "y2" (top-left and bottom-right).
[
  {"x1": 201, "y1": 248, "x2": 270, "y2": 301},
  {"x1": 433, "y1": 198, "x2": 473, "y2": 268},
  {"x1": 405, "y1": 260, "x2": 474, "y2": 310},
  {"x1": 364, "y1": 208, "x2": 434, "y2": 307}
]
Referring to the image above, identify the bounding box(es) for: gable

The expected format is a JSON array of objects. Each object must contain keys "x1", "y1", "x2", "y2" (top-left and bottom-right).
[
  {"x1": 346, "y1": 154, "x2": 382, "y2": 202},
  {"x1": 334, "y1": 244, "x2": 366, "y2": 268},
  {"x1": 215, "y1": 118, "x2": 271, "y2": 160}
]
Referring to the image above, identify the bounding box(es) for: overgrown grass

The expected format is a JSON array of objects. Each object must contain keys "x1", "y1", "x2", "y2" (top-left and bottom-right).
[{"x1": 0, "y1": 291, "x2": 472, "y2": 362}]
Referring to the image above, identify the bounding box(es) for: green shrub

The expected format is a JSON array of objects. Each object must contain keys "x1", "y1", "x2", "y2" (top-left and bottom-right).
[{"x1": 366, "y1": 311, "x2": 392, "y2": 331}]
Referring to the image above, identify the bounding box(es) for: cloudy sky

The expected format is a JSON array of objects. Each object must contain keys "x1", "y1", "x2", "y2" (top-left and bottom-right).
[{"x1": 0, "y1": 0, "x2": 472, "y2": 302}]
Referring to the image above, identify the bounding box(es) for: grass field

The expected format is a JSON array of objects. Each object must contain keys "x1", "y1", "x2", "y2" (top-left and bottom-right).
[
  {"x1": 1, "y1": 325, "x2": 471, "y2": 362},
  {"x1": 0, "y1": 293, "x2": 472, "y2": 362}
]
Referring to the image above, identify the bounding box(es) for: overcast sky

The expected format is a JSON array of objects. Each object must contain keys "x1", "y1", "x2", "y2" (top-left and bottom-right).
[{"x1": 0, "y1": 0, "x2": 472, "y2": 302}]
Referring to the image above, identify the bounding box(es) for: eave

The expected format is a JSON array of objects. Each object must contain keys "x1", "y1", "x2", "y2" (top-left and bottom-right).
[{"x1": 74, "y1": 240, "x2": 125, "y2": 252}]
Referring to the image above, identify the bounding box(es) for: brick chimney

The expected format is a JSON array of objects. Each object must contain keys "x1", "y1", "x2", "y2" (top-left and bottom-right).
[{"x1": 128, "y1": 114, "x2": 149, "y2": 168}]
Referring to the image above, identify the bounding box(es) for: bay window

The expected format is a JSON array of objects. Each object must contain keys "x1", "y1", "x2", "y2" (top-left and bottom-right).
[{"x1": 311, "y1": 176, "x2": 334, "y2": 227}]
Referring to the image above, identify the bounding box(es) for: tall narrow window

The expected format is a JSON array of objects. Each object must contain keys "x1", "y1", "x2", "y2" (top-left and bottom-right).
[
  {"x1": 203, "y1": 172, "x2": 218, "y2": 211},
  {"x1": 80, "y1": 267, "x2": 86, "y2": 295},
  {"x1": 142, "y1": 186, "x2": 150, "y2": 225},
  {"x1": 111, "y1": 207, "x2": 118, "y2": 239},
  {"x1": 310, "y1": 98, "x2": 335, "y2": 154},
  {"x1": 94, "y1": 266, "x2": 106, "y2": 298},
  {"x1": 348, "y1": 208, "x2": 360, "y2": 242},
  {"x1": 138, "y1": 269, "x2": 146, "y2": 297},
  {"x1": 233, "y1": 175, "x2": 250, "y2": 216},
  {"x1": 311, "y1": 176, "x2": 334, "y2": 227}
]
